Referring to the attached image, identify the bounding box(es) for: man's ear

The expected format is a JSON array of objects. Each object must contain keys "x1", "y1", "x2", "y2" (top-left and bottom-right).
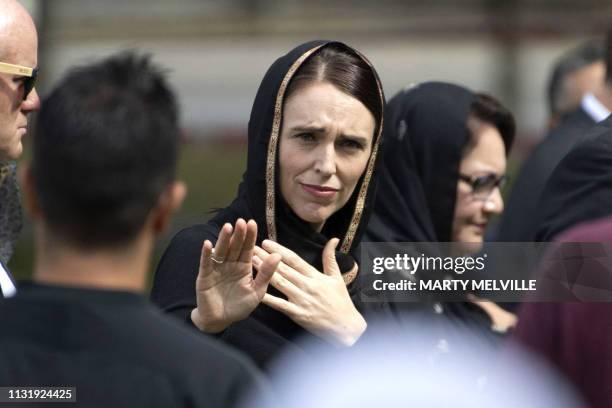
[
  {"x1": 151, "y1": 181, "x2": 187, "y2": 234},
  {"x1": 18, "y1": 163, "x2": 42, "y2": 220}
]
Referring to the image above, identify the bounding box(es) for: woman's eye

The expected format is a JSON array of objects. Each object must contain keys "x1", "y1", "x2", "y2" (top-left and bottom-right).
[
  {"x1": 339, "y1": 139, "x2": 364, "y2": 150},
  {"x1": 295, "y1": 132, "x2": 315, "y2": 142}
]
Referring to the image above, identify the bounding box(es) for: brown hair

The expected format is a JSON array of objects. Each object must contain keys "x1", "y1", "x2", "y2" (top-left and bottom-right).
[
  {"x1": 284, "y1": 43, "x2": 382, "y2": 133},
  {"x1": 464, "y1": 92, "x2": 515, "y2": 155}
]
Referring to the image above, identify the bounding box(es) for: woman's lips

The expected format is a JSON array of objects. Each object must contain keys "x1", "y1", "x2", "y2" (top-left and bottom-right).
[
  {"x1": 472, "y1": 223, "x2": 487, "y2": 233},
  {"x1": 301, "y1": 183, "x2": 339, "y2": 198}
]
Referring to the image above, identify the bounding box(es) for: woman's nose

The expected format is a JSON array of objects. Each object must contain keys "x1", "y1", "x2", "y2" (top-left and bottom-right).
[
  {"x1": 313, "y1": 145, "x2": 336, "y2": 176},
  {"x1": 483, "y1": 187, "x2": 504, "y2": 214}
]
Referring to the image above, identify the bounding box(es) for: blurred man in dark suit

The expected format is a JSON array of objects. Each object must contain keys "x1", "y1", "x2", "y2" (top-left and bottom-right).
[{"x1": 496, "y1": 38, "x2": 610, "y2": 243}]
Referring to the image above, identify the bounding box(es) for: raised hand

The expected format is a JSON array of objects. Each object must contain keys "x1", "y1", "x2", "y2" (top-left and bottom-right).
[
  {"x1": 253, "y1": 238, "x2": 367, "y2": 347},
  {"x1": 191, "y1": 219, "x2": 281, "y2": 333},
  {"x1": 467, "y1": 293, "x2": 518, "y2": 333}
]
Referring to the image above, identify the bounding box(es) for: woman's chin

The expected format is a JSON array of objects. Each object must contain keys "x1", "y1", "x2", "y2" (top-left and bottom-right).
[
  {"x1": 456, "y1": 239, "x2": 484, "y2": 255},
  {"x1": 294, "y1": 209, "x2": 330, "y2": 231}
]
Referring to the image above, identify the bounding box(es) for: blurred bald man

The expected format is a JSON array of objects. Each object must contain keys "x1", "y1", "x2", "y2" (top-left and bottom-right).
[{"x1": 0, "y1": 0, "x2": 41, "y2": 297}]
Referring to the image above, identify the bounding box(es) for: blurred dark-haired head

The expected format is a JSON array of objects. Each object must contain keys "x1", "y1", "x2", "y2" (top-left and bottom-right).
[
  {"x1": 31, "y1": 51, "x2": 181, "y2": 248},
  {"x1": 548, "y1": 39, "x2": 605, "y2": 119}
]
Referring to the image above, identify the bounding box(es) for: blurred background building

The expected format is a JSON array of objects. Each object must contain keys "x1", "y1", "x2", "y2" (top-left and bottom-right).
[{"x1": 10, "y1": 0, "x2": 612, "y2": 282}]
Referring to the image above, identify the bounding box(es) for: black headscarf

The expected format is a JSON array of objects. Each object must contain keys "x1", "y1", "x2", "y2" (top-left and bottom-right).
[
  {"x1": 534, "y1": 115, "x2": 612, "y2": 241},
  {"x1": 207, "y1": 40, "x2": 385, "y2": 278},
  {"x1": 367, "y1": 81, "x2": 513, "y2": 243},
  {"x1": 368, "y1": 82, "x2": 469, "y2": 242},
  {"x1": 151, "y1": 40, "x2": 385, "y2": 368}
]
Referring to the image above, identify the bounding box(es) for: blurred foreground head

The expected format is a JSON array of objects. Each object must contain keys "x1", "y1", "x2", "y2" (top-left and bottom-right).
[
  {"x1": 27, "y1": 51, "x2": 183, "y2": 249},
  {"x1": 251, "y1": 320, "x2": 585, "y2": 408}
]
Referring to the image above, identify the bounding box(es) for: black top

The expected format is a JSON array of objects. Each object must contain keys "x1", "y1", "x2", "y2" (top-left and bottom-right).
[
  {"x1": 0, "y1": 283, "x2": 267, "y2": 408},
  {"x1": 534, "y1": 114, "x2": 612, "y2": 241},
  {"x1": 496, "y1": 106, "x2": 596, "y2": 242},
  {"x1": 151, "y1": 40, "x2": 386, "y2": 370}
]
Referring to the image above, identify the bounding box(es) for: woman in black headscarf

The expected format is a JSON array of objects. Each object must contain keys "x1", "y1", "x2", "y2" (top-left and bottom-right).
[
  {"x1": 151, "y1": 41, "x2": 385, "y2": 369},
  {"x1": 366, "y1": 81, "x2": 517, "y2": 334}
]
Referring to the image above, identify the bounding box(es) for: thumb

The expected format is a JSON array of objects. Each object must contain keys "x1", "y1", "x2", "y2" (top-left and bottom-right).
[
  {"x1": 322, "y1": 238, "x2": 341, "y2": 277},
  {"x1": 253, "y1": 253, "x2": 281, "y2": 291}
]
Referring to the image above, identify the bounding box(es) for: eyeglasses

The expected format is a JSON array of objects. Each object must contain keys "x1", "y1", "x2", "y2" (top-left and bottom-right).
[
  {"x1": 458, "y1": 173, "x2": 507, "y2": 200},
  {"x1": 0, "y1": 61, "x2": 39, "y2": 100}
]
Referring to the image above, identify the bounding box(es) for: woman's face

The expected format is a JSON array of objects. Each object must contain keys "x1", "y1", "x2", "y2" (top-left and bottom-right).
[
  {"x1": 279, "y1": 81, "x2": 375, "y2": 232},
  {"x1": 452, "y1": 116, "x2": 506, "y2": 253}
]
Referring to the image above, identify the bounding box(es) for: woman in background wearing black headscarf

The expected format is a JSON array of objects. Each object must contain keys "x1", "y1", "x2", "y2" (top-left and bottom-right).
[
  {"x1": 151, "y1": 41, "x2": 385, "y2": 369},
  {"x1": 366, "y1": 82, "x2": 517, "y2": 335}
]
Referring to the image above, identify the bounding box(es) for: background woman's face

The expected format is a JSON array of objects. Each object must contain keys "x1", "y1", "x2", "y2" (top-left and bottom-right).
[
  {"x1": 452, "y1": 116, "x2": 506, "y2": 253},
  {"x1": 279, "y1": 81, "x2": 375, "y2": 232}
]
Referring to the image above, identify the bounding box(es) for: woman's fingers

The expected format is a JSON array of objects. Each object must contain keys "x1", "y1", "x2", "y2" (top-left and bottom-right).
[
  {"x1": 196, "y1": 240, "x2": 218, "y2": 292},
  {"x1": 261, "y1": 293, "x2": 301, "y2": 318},
  {"x1": 226, "y1": 218, "x2": 247, "y2": 262},
  {"x1": 238, "y1": 219, "x2": 258, "y2": 263},
  {"x1": 212, "y1": 223, "x2": 233, "y2": 262},
  {"x1": 269, "y1": 271, "x2": 302, "y2": 298},
  {"x1": 254, "y1": 246, "x2": 307, "y2": 287},
  {"x1": 252, "y1": 253, "x2": 299, "y2": 295},
  {"x1": 322, "y1": 238, "x2": 342, "y2": 277},
  {"x1": 262, "y1": 239, "x2": 317, "y2": 277},
  {"x1": 467, "y1": 294, "x2": 518, "y2": 333},
  {"x1": 252, "y1": 252, "x2": 281, "y2": 291},
  {"x1": 199, "y1": 240, "x2": 214, "y2": 275},
  {"x1": 253, "y1": 254, "x2": 302, "y2": 298}
]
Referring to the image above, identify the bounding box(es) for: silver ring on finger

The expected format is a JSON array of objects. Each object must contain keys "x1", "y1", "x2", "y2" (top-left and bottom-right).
[{"x1": 210, "y1": 255, "x2": 225, "y2": 264}]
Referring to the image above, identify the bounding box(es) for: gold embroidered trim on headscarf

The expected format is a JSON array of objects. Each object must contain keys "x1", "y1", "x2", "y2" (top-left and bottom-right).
[
  {"x1": 0, "y1": 163, "x2": 9, "y2": 186},
  {"x1": 340, "y1": 135, "x2": 381, "y2": 254},
  {"x1": 265, "y1": 44, "x2": 325, "y2": 242},
  {"x1": 339, "y1": 49, "x2": 385, "y2": 254},
  {"x1": 342, "y1": 266, "x2": 358, "y2": 285},
  {"x1": 264, "y1": 43, "x2": 384, "y2": 286}
]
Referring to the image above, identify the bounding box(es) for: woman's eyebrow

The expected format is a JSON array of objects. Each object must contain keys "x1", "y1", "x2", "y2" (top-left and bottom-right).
[
  {"x1": 290, "y1": 125, "x2": 325, "y2": 133},
  {"x1": 338, "y1": 134, "x2": 369, "y2": 144},
  {"x1": 290, "y1": 126, "x2": 370, "y2": 141}
]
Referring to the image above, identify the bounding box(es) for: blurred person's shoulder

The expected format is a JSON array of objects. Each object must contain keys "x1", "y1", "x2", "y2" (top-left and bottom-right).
[
  {"x1": 141, "y1": 298, "x2": 263, "y2": 377},
  {"x1": 555, "y1": 215, "x2": 612, "y2": 242},
  {"x1": 0, "y1": 284, "x2": 266, "y2": 407},
  {"x1": 143, "y1": 301, "x2": 272, "y2": 408}
]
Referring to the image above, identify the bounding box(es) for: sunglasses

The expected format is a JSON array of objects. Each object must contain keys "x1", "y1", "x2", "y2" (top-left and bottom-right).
[
  {"x1": 458, "y1": 173, "x2": 507, "y2": 200},
  {"x1": 0, "y1": 61, "x2": 39, "y2": 101}
]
